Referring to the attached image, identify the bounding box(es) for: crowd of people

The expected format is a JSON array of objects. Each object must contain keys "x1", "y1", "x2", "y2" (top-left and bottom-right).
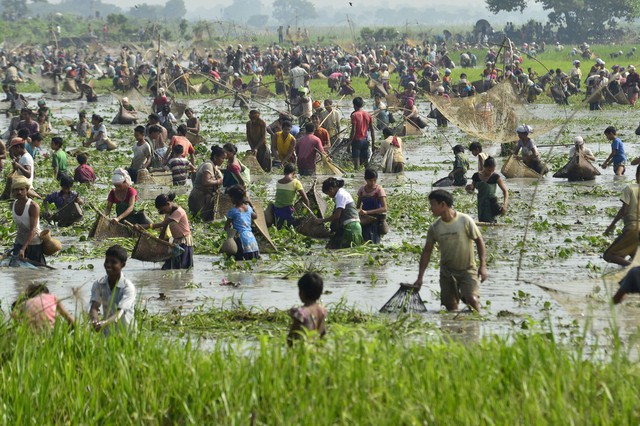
[{"x1": 3, "y1": 35, "x2": 640, "y2": 340}]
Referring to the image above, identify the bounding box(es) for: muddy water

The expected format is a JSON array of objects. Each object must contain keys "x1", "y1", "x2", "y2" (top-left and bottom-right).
[{"x1": 1, "y1": 94, "x2": 639, "y2": 344}]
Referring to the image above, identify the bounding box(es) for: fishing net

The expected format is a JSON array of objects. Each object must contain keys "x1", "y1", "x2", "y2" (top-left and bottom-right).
[
  {"x1": 426, "y1": 81, "x2": 557, "y2": 143},
  {"x1": 380, "y1": 284, "x2": 427, "y2": 314}
]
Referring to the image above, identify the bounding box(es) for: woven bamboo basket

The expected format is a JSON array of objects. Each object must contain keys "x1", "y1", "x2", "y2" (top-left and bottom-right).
[
  {"x1": 186, "y1": 131, "x2": 205, "y2": 145},
  {"x1": 62, "y1": 78, "x2": 78, "y2": 93},
  {"x1": 256, "y1": 86, "x2": 275, "y2": 98},
  {"x1": 131, "y1": 231, "x2": 174, "y2": 262},
  {"x1": 198, "y1": 83, "x2": 211, "y2": 95},
  {"x1": 242, "y1": 152, "x2": 265, "y2": 175},
  {"x1": 213, "y1": 193, "x2": 235, "y2": 221},
  {"x1": 553, "y1": 154, "x2": 600, "y2": 181},
  {"x1": 88, "y1": 214, "x2": 135, "y2": 239},
  {"x1": 294, "y1": 179, "x2": 327, "y2": 218},
  {"x1": 52, "y1": 201, "x2": 83, "y2": 227},
  {"x1": 251, "y1": 200, "x2": 277, "y2": 253},
  {"x1": 172, "y1": 101, "x2": 187, "y2": 120},
  {"x1": 295, "y1": 215, "x2": 331, "y2": 238},
  {"x1": 359, "y1": 212, "x2": 378, "y2": 225},
  {"x1": 501, "y1": 155, "x2": 541, "y2": 179},
  {"x1": 137, "y1": 169, "x2": 173, "y2": 185},
  {"x1": 403, "y1": 122, "x2": 422, "y2": 136},
  {"x1": 433, "y1": 176, "x2": 455, "y2": 187},
  {"x1": 111, "y1": 106, "x2": 138, "y2": 125}
]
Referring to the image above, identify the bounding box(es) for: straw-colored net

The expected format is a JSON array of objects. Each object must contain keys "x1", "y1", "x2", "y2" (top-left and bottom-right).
[{"x1": 426, "y1": 81, "x2": 557, "y2": 142}]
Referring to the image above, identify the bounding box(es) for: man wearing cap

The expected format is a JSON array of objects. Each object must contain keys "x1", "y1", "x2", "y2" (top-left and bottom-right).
[
  {"x1": 514, "y1": 125, "x2": 546, "y2": 174},
  {"x1": 569, "y1": 136, "x2": 596, "y2": 161},
  {"x1": 604, "y1": 165, "x2": 640, "y2": 266}
]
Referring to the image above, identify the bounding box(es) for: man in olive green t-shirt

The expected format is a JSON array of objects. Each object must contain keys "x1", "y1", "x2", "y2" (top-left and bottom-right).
[{"x1": 413, "y1": 189, "x2": 487, "y2": 312}]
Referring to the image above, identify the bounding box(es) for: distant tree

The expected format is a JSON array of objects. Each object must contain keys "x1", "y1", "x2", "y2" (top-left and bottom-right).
[
  {"x1": 1, "y1": 0, "x2": 47, "y2": 20},
  {"x1": 272, "y1": 0, "x2": 316, "y2": 24},
  {"x1": 223, "y1": 0, "x2": 262, "y2": 22},
  {"x1": 485, "y1": 0, "x2": 640, "y2": 41},
  {"x1": 163, "y1": 0, "x2": 186, "y2": 21},
  {"x1": 129, "y1": 3, "x2": 159, "y2": 21}
]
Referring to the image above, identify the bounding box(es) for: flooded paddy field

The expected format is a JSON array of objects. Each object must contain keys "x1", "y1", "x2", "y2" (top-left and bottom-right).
[{"x1": 1, "y1": 94, "x2": 640, "y2": 346}]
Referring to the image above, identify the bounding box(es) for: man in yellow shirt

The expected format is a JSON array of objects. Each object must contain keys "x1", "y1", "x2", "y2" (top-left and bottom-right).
[{"x1": 272, "y1": 120, "x2": 296, "y2": 165}]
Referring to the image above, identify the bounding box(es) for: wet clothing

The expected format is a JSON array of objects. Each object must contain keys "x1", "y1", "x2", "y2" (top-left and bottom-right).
[
  {"x1": 611, "y1": 137, "x2": 627, "y2": 168},
  {"x1": 274, "y1": 179, "x2": 303, "y2": 227},
  {"x1": 74, "y1": 164, "x2": 96, "y2": 183},
  {"x1": 51, "y1": 150, "x2": 68, "y2": 178},
  {"x1": 472, "y1": 172, "x2": 503, "y2": 223},
  {"x1": 604, "y1": 184, "x2": 640, "y2": 262},
  {"x1": 357, "y1": 184, "x2": 386, "y2": 244},
  {"x1": 167, "y1": 157, "x2": 191, "y2": 186},
  {"x1": 188, "y1": 161, "x2": 221, "y2": 221},
  {"x1": 379, "y1": 136, "x2": 405, "y2": 173},
  {"x1": 227, "y1": 205, "x2": 260, "y2": 260},
  {"x1": 107, "y1": 186, "x2": 149, "y2": 225},
  {"x1": 45, "y1": 190, "x2": 78, "y2": 209},
  {"x1": 275, "y1": 131, "x2": 296, "y2": 163},
  {"x1": 427, "y1": 211, "x2": 481, "y2": 270},
  {"x1": 18, "y1": 152, "x2": 34, "y2": 186},
  {"x1": 90, "y1": 274, "x2": 136, "y2": 333},
  {"x1": 12, "y1": 198, "x2": 44, "y2": 264},
  {"x1": 22, "y1": 293, "x2": 58, "y2": 330},
  {"x1": 162, "y1": 206, "x2": 193, "y2": 270},
  {"x1": 288, "y1": 304, "x2": 327, "y2": 342},
  {"x1": 296, "y1": 134, "x2": 324, "y2": 175},
  {"x1": 350, "y1": 110, "x2": 372, "y2": 141},
  {"x1": 452, "y1": 153, "x2": 470, "y2": 186},
  {"x1": 328, "y1": 188, "x2": 363, "y2": 249}
]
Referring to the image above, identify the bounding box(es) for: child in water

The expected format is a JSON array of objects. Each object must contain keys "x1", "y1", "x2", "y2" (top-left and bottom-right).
[
  {"x1": 288, "y1": 272, "x2": 327, "y2": 345},
  {"x1": 11, "y1": 283, "x2": 75, "y2": 331},
  {"x1": 225, "y1": 185, "x2": 260, "y2": 260}
]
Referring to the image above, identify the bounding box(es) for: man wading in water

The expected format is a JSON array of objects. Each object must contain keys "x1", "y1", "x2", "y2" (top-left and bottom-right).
[
  {"x1": 413, "y1": 190, "x2": 487, "y2": 312},
  {"x1": 603, "y1": 165, "x2": 640, "y2": 266}
]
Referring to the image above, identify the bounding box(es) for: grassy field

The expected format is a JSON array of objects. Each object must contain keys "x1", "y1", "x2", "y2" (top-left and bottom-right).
[{"x1": 0, "y1": 313, "x2": 638, "y2": 424}]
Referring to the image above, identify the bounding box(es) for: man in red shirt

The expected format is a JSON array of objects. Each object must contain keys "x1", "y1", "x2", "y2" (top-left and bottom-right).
[
  {"x1": 296, "y1": 123, "x2": 325, "y2": 176},
  {"x1": 349, "y1": 97, "x2": 375, "y2": 169}
]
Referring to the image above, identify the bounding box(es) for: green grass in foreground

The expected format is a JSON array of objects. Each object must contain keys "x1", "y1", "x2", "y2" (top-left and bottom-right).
[{"x1": 0, "y1": 311, "x2": 639, "y2": 424}]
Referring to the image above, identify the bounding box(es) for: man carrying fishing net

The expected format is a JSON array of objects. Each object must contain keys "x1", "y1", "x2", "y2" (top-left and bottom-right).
[{"x1": 413, "y1": 190, "x2": 487, "y2": 312}]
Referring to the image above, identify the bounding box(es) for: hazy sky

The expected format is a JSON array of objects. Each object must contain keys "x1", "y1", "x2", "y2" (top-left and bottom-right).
[{"x1": 52, "y1": 0, "x2": 518, "y2": 11}]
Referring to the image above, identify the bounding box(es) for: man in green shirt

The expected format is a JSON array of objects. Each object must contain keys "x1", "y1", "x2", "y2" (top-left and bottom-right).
[{"x1": 50, "y1": 137, "x2": 68, "y2": 180}]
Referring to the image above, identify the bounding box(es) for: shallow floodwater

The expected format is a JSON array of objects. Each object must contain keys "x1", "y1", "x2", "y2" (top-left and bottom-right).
[{"x1": 1, "y1": 94, "x2": 640, "y2": 345}]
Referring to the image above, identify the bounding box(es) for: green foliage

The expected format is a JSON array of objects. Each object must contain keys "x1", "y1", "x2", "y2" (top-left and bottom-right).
[
  {"x1": 272, "y1": 0, "x2": 317, "y2": 24},
  {"x1": 360, "y1": 27, "x2": 401, "y2": 43},
  {"x1": 0, "y1": 318, "x2": 638, "y2": 424}
]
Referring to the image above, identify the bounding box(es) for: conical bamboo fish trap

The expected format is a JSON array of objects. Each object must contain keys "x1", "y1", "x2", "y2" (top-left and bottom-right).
[
  {"x1": 51, "y1": 201, "x2": 83, "y2": 227},
  {"x1": 501, "y1": 155, "x2": 541, "y2": 179},
  {"x1": 251, "y1": 200, "x2": 277, "y2": 253},
  {"x1": 131, "y1": 230, "x2": 175, "y2": 262}
]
